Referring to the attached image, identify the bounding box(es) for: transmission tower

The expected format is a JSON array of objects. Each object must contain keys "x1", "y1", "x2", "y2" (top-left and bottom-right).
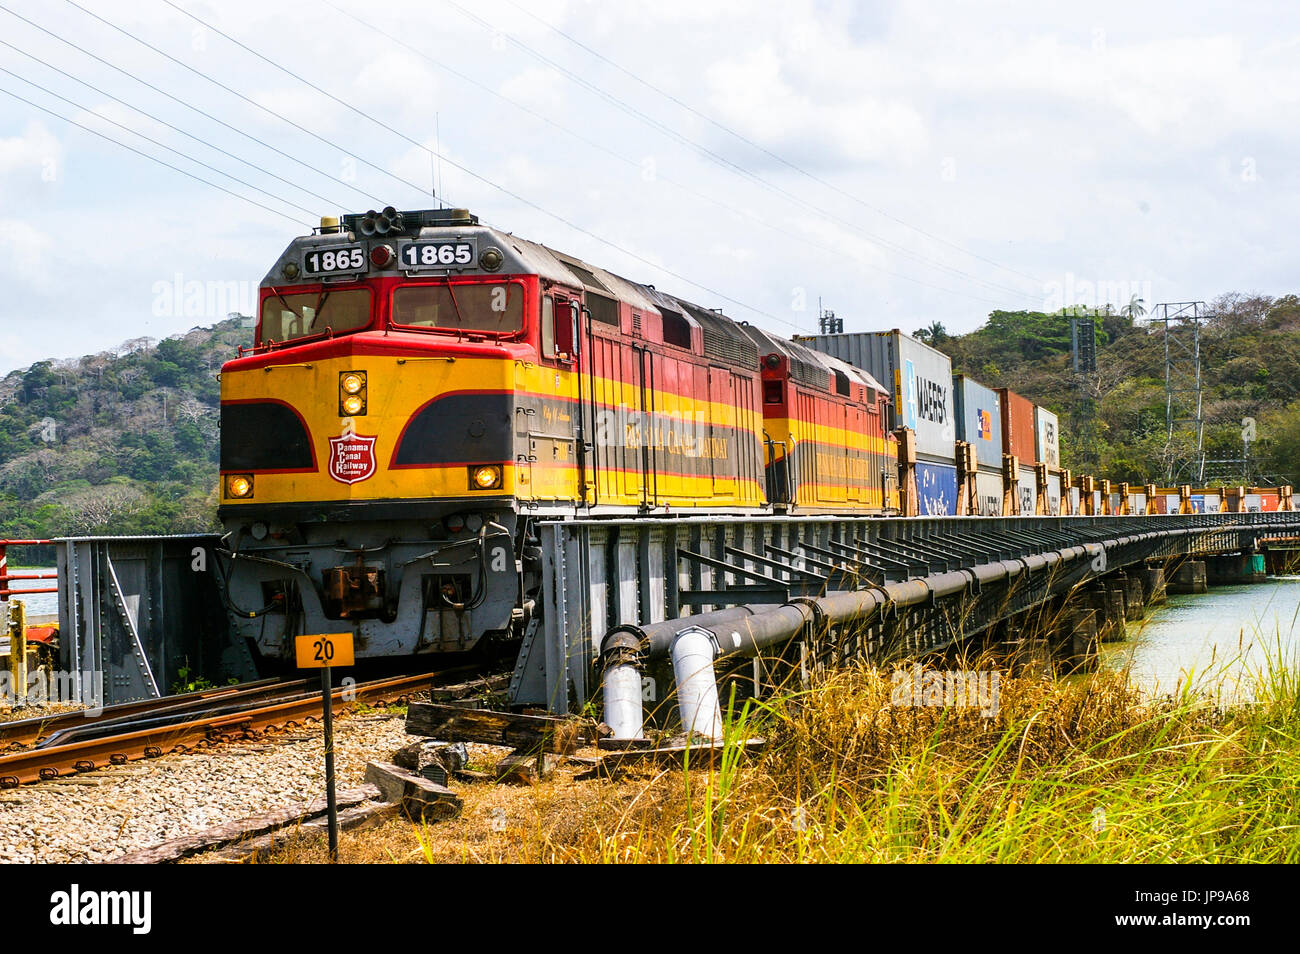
[
  {"x1": 1069, "y1": 316, "x2": 1099, "y2": 470},
  {"x1": 1152, "y1": 301, "x2": 1207, "y2": 484}
]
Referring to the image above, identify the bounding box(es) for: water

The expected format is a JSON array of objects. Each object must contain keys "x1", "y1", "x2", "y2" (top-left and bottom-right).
[
  {"x1": 1103, "y1": 575, "x2": 1300, "y2": 701},
  {"x1": 1, "y1": 567, "x2": 59, "y2": 621}
]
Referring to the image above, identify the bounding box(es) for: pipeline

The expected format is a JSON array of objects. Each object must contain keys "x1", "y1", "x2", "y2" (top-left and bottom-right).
[{"x1": 595, "y1": 532, "x2": 1168, "y2": 740}]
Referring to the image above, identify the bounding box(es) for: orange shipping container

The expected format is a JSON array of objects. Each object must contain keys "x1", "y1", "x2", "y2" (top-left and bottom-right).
[{"x1": 996, "y1": 387, "x2": 1037, "y2": 463}]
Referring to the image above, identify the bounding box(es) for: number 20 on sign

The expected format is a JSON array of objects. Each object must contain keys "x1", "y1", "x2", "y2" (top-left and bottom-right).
[{"x1": 295, "y1": 633, "x2": 354, "y2": 669}]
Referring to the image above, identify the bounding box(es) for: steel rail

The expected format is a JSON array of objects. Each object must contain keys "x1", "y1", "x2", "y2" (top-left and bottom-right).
[{"x1": 0, "y1": 671, "x2": 443, "y2": 787}]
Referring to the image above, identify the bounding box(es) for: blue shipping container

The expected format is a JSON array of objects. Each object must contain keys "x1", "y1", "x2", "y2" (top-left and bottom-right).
[
  {"x1": 916, "y1": 461, "x2": 959, "y2": 516},
  {"x1": 952, "y1": 374, "x2": 1003, "y2": 469}
]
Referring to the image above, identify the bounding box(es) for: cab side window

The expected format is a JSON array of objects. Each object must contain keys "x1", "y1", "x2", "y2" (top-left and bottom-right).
[{"x1": 542, "y1": 296, "x2": 557, "y2": 358}]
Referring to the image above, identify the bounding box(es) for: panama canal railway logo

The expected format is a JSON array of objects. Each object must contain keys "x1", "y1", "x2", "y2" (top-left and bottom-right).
[{"x1": 329, "y1": 421, "x2": 378, "y2": 484}]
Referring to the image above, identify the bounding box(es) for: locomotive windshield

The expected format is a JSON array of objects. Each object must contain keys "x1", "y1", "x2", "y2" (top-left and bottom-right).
[
  {"x1": 259, "y1": 288, "x2": 371, "y2": 345},
  {"x1": 392, "y1": 281, "x2": 524, "y2": 334}
]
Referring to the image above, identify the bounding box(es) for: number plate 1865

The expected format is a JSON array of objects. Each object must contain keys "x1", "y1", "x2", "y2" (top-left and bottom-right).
[{"x1": 295, "y1": 633, "x2": 355, "y2": 668}]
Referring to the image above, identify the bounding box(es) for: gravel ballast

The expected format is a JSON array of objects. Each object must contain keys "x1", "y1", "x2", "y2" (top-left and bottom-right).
[{"x1": 0, "y1": 711, "x2": 411, "y2": 863}]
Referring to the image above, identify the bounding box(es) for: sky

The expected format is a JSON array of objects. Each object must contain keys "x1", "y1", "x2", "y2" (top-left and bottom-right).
[{"x1": 0, "y1": 0, "x2": 1298, "y2": 374}]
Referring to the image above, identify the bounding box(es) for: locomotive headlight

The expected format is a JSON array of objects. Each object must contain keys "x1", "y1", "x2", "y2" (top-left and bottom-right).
[
  {"x1": 339, "y1": 370, "x2": 367, "y2": 416},
  {"x1": 470, "y1": 465, "x2": 502, "y2": 490},
  {"x1": 226, "y1": 474, "x2": 254, "y2": 499}
]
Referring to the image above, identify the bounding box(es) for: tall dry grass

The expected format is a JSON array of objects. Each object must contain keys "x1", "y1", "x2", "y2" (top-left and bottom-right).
[{"x1": 252, "y1": 642, "x2": 1300, "y2": 864}]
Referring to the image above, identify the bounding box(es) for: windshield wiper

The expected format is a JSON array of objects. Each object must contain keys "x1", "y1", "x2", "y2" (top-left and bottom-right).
[
  {"x1": 307, "y1": 290, "x2": 332, "y2": 331},
  {"x1": 444, "y1": 281, "x2": 467, "y2": 334}
]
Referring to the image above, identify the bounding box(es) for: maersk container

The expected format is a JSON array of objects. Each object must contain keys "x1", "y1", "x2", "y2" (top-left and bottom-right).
[
  {"x1": 953, "y1": 374, "x2": 1003, "y2": 469},
  {"x1": 798, "y1": 330, "x2": 955, "y2": 463},
  {"x1": 996, "y1": 387, "x2": 1037, "y2": 464},
  {"x1": 1017, "y1": 465, "x2": 1037, "y2": 515},
  {"x1": 975, "y1": 468, "x2": 1003, "y2": 516},
  {"x1": 1047, "y1": 473, "x2": 1062, "y2": 516},
  {"x1": 916, "y1": 460, "x2": 958, "y2": 516},
  {"x1": 1034, "y1": 406, "x2": 1060, "y2": 470}
]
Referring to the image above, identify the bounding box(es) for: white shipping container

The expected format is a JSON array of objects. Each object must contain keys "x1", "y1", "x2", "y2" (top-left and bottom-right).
[
  {"x1": 1070, "y1": 486, "x2": 1081, "y2": 513},
  {"x1": 1047, "y1": 473, "x2": 1062, "y2": 516},
  {"x1": 797, "y1": 330, "x2": 956, "y2": 463},
  {"x1": 976, "y1": 469, "x2": 1003, "y2": 516},
  {"x1": 1034, "y1": 406, "x2": 1060, "y2": 469},
  {"x1": 1017, "y1": 465, "x2": 1037, "y2": 515}
]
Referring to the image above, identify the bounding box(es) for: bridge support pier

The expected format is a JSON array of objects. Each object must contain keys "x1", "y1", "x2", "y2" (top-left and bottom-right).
[
  {"x1": 1142, "y1": 566, "x2": 1167, "y2": 606},
  {"x1": 1088, "y1": 585, "x2": 1127, "y2": 641},
  {"x1": 1205, "y1": 552, "x2": 1266, "y2": 585},
  {"x1": 1169, "y1": 560, "x2": 1208, "y2": 594},
  {"x1": 1121, "y1": 573, "x2": 1146, "y2": 621}
]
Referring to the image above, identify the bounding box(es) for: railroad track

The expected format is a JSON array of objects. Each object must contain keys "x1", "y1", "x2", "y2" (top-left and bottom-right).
[{"x1": 0, "y1": 668, "x2": 494, "y2": 788}]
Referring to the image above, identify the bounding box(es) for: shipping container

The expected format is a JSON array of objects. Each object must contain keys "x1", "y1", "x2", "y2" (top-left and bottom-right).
[
  {"x1": 1260, "y1": 491, "x2": 1282, "y2": 512},
  {"x1": 916, "y1": 460, "x2": 959, "y2": 515},
  {"x1": 1069, "y1": 486, "x2": 1081, "y2": 514},
  {"x1": 1092, "y1": 490, "x2": 1103, "y2": 514},
  {"x1": 1047, "y1": 473, "x2": 1062, "y2": 516},
  {"x1": 1109, "y1": 493, "x2": 1122, "y2": 513},
  {"x1": 1134, "y1": 492, "x2": 1147, "y2": 514},
  {"x1": 1034, "y1": 406, "x2": 1060, "y2": 470},
  {"x1": 996, "y1": 387, "x2": 1037, "y2": 464},
  {"x1": 1189, "y1": 494, "x2": 1221, "y2": 514},
  {"x1": 798, "y1": 330, "x2": 955, "y2": 463},
  {"x1": 1017, "y1": 465, "x2": 1037, "y2": 515},
  {"x1": 976, "y1": 469, "x2": 1003, "y2": 516},
  {"x1": 1164, "y1": 494, "x2": 1180, "y2": 513},
  {"x1": 953, "y1": 374, "x2": 1003, "y2": 469}
]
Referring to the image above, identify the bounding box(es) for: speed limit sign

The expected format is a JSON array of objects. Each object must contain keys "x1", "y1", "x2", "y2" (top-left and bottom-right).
[{"x1": 295, "y1": 633, "x2": 354, "y2": 669}]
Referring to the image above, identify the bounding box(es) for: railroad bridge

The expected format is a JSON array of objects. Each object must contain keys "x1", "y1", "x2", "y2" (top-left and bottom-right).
[
  {"x1": 5, "y1": 512, "x2": 1300, "y2": 727},
  {"x1": 509, "y1": 511, "x2": 1300, "y2": 732}
]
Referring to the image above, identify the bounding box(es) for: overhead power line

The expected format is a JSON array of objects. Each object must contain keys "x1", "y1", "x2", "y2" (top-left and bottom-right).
[
  {"x1": 1, "y1": 67, "x2": 321, "y2": 218},
  {"x1": 155, "y1": 0, "x2": 1020, "y2": 318},
  {"x1": 317, "y1": 0, "x2": 1013, "y2": 308},
  {"x1": 0, "y1": 84, "x2": 306, "y2": 225},
  {"x1": 0, "y1": 37, "x2": 353, "y2": 212},
  {"x1": 499, "y1": 0, "x2": 1045, "y2": 286},
  {"x1": 437, "y1": 0, "x2": 1040, "y2": 304},
  {"x1": 0, "y1": 1, "x2": 388, "y2": 207}
]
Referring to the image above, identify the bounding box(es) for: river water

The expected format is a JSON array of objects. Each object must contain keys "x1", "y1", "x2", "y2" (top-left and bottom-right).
[{"x1": 1103, "y1": 575, "x2": 1300, "y2": 702}]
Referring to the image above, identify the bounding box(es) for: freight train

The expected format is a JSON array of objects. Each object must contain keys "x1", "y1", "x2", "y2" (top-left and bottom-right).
[{"x1": 215, "y1": 208, "x2": 1290, "y2": 668}]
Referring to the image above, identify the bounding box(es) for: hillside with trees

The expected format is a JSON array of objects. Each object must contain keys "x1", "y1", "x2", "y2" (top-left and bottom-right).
[
  {"x1": 0, "y1": 317, "x2": 250, "y2": 544},
  {"x1": 933, "y1": 292, "x2": 1300, "y2": 486},
  {"x1": 3, "y1": 294, "x2": 1299, "y2": 549}
]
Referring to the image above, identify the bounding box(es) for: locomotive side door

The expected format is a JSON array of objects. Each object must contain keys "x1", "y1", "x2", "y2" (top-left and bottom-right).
[
  {"x1": 633, "y1": 343, "x2": 659, "y2": 508},
  {"x1": 535, "y1": 292, "x2": 584, "y2": 506},
  {"x1": 707, "y1": 366, "x2": 737, "y2": 499}
]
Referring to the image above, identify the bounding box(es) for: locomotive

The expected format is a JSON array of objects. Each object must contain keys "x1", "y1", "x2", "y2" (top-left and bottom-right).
[{"x1": 216, "y1": 207, "x2": 900, "y2": 666}]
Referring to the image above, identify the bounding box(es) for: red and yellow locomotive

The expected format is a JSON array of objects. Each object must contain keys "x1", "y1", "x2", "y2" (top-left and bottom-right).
[{"x1": 217, "y1": 208, "x2": 898, "y2": 664}]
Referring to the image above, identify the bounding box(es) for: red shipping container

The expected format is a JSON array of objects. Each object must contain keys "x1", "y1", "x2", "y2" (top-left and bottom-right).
[{"x1": 996, "y1": 387, "x2": 1037, "y2": 464}]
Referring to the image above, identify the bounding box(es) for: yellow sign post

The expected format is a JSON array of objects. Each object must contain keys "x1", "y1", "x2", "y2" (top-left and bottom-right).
[{"x1": 296, "y1": 632, "x2": 354, "y2": 862}]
